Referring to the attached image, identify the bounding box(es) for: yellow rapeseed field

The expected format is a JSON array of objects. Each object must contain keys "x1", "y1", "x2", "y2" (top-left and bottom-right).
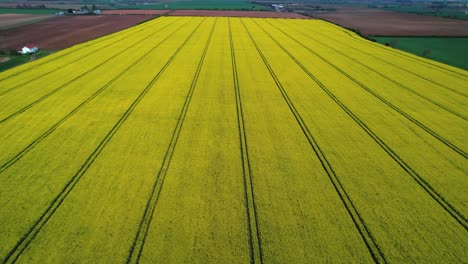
[{"x1": 0, "y1": 16, "x2": 466, "y2": 263}]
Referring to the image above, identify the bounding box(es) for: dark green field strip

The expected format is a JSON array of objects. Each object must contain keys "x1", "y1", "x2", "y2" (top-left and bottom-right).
[
  {"x1": 229, "y1": 18, "x2": 263, "y2": 264},
  {"x1": 267, "y1": 20, "x2": 467, "y2": 159},
  {"x1": 241, "y1": 19, "x2": 385, "y2": 264},
  {"x1": 252, "y1": 19, "x2": 467, "y2": 231},
  {"x1": 0, "y1": 18, "x2": 194, "y2": 175},
  {"x1": 0, "y1": 19, "x2": 179, "y2": 125},
  {"x1": 138, "y1": 19, "x2": 250, "y2": 263},
  {"x1": 370, "y1": 37, "x2": 468, "y2": 71},
  {"x1": 0, "y1": 16, "x2": 163, "y2": 84},
  {"x1": 244, "y1": 18, "x2": 468, "y2": 262},
  {"x1": 356, "y1": 35, "x2": 468, "y2": 80},
  {"x1": 126, "y1": 18, "x2": 215, "y2": 264},
  {"x1": 230, "y1": 18, "x2": 374, "y2": 263},
  {"x1": 321, "y1": 22, "x2": 468, "y2": 81},
  {"x1": 0, "y1": 18, "x2": 202, "y2": 262},
  {"x1": 0, "y1": 17, "x2": 169, "y2": 97},
  {"x1": 263, "y1": 18, "x2": 468, "y2": 219},
  {"x1": 289, "y1": 21, "x2": 467, "y2": 119},
  {"x1": 356, "y1": 36, "x2": 468, "y2": 81}
]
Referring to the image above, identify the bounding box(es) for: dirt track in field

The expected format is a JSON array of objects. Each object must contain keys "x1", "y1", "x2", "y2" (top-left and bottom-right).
[
  {"x1": 168, "y1": 10, "x2": 310, "y2": 18},
  {"x1": 313, "y1": 8, "x2": 468, "y2": 36},
  {"x1": 0, "y1": 15, "x2": 153, "y2": 50}
]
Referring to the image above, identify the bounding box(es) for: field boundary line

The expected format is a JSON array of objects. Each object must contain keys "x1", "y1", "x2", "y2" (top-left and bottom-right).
[
  {"x1": 290, "y1": 21, "x2": 468, "y2": 112},
  {"x1": 0, "y1": 18, "x2": 179, "y2": 125},
  {"x1": 253, "y1": 19, "x2": 468, "y2": 231},
  {"x1": 319, "y1": 20, "x2": 468, "y2": 80},
  {"x1": 228, "y1": 18, "x2": 263, "y2": 264},
  {"x1": 0, "y1": 18, "x2": 194, "y2": 175},
  {"x1": 1, "y1": 17, "x2": 204, "y2": 264},
  {"x1": 125, "y1": 18, "x2": 215, "y2": 264},
  {"x1": 0, "y1": 17, "x2": 172, "y2": 98},
  {"x1": 0, "y1": 16, "x2": 166, "y2": 83},
  {"x1": 241, "y1": 19, "x2": 387, "y2": 264},
  {"x1": 290, "y1": 20, "x2": 468, "y2": 102},
  {"x1": 267, "y1": 20, "x2": 467, "y2": 158}
]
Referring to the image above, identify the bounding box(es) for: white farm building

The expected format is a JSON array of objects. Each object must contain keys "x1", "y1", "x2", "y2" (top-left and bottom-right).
[{"x1": 18, "y1": 44, "x2": 39, "y2": 54}]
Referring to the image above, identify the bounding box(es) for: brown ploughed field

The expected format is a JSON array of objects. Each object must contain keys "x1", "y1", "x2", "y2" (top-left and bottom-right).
[
  {"x1": 168, "y1": 9, "x2": 309, "y2": 18},
  {"x1": 0, "y1": 14, "x2": 55, "y2": 30},
  {"x1": 101, "y1": 9, "x2": 170, "y2": 15},
  {"x1": 0, "y1": 15, "x2": 153, "y2": 50},
  {"x1": 0, "y1": 14, "x2": 40, "y2": 22},
  {"x1": 314, "y1": 8, "x2": 468, "y2": 36}
]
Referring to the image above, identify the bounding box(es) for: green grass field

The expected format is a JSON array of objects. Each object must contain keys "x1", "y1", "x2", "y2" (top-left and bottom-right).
[
  {"x1": 369, "y1": 3, "x2": 468, "y2": 20},
  {"x1": 371, "y1": 36, "x2": 468, "y2": 70},
  {"x1": 0, "y1": 8, "x2": 59, "y2": 14},
  {"x1": 115, "y1": 0, "x2": 268, "y2": 10},
  {"x1": 0, "y1": 16, "x2": 467, "y2": 263}
]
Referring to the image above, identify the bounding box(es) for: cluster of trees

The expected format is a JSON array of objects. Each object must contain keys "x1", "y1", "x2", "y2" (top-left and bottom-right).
[
  {"x1": 66, "y1": 5, "x2": 98, "y2": 14},
  {"x1": 15, "y1": 4, "x2": 47, "y2": 9}
]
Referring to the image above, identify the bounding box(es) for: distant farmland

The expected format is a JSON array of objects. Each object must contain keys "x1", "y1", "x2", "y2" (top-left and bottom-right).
[
  {"x1": 0, "y1": 15, "x2": 155, "y2": 50},
  {"x1": 0, "y1": 16, "x2": 466, "y2": 263},
  {"x1": 0, "y1": 14, "x2": 54, "y2": 30},
  {"x1": 314, "y1": 8, "x2": 468, "y2": 36}
]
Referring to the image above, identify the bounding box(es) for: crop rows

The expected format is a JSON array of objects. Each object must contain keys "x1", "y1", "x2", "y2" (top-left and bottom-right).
[{"x1": 0, "y1": 16, "x2": 466, "y2": 263}]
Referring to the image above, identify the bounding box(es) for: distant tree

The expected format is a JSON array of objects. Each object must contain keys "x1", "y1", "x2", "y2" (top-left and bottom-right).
[
  {"x1": 17, "y1": 4, "x2": 32, "y2": 9},
  {"x1": 348, "y1": 27, "x2": 366, "y2": 38},
  {"x1": 0, "y1": 31, "x2": 5, "y2": 54},
  {"x1": 67, "y1": 8, "x2": 73, "y2": 14},
  {"x1": 389, "y1": 39, "x2": 399, "y2": 48},
  {"x1": 422, "y1": 48, "x2": 432, "y2": 57}
]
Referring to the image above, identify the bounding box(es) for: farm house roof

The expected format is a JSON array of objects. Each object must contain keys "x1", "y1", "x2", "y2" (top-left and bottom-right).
[{"x1": 23, "y1": 44, "x2": 37, "y2": 49}]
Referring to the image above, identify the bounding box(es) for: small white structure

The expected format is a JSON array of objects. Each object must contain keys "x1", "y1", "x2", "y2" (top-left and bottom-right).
[
  {"x1": 18, "y1": 44, "x2": 39, "y2": 54},
  {"x1": 72, "y1": 9, "x2": 90, "y2": 15},
  {"x1": 93, "y1": 9, "x2": 101, "y2": 14},
  {"x1": 272, "y1": 4, "x2": 285, "y2": 12}
]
